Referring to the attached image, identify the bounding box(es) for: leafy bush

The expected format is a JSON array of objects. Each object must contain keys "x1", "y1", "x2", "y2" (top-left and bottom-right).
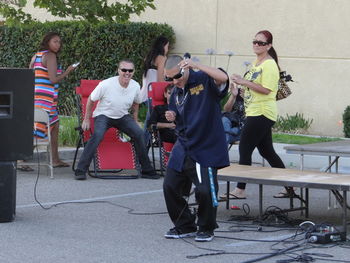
[
  {"x1": 343, "y1": 106, "x2": 350, "y2": 138},
  {"x1": 0, "y1": 21, "x2": 175, "y2": 116},
  {"x1": 58, "y1": 115, "x2": 79, "y2": 146},
  {"x1": 273, "y1": 113, "x2": 313, "y2": 134},
  {"x1": 139, "y1": 103, "x2": 147, "y2": 123}
]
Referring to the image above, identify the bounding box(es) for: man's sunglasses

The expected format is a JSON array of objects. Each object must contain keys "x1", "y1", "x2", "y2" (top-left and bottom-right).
[
  {"x1": 252, "y1": 40, "x2": 269, "y2": 46},
  {"x1": 120, "y1": 68, "x2": 134, "y2": 73},
  {"x1": 164, "y1": 71, "x2": 183, "y2": 82}
]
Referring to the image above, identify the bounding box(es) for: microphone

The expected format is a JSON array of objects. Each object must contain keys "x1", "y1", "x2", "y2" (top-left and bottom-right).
[
  {"x1": 183, "y1": 52, "x2": 191, "y2": 59},
  {"x1": 181, "y1": 53, "x2": 191, "y2": 74}
]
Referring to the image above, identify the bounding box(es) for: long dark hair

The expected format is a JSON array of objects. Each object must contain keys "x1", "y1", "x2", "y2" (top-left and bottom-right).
[
  {"x1": 256, "y1": 30, "x2": 279, "y2": 70},
  {"x1": 39, "y1": 32, "x2": 61, "y2": 53},
  {"x1": 143, "y1": 36, "x2": 169, "y2": 77}
]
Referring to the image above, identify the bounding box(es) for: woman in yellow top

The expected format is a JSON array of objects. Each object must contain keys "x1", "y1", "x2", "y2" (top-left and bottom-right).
[{"x1": 228, "y1": 30, "x2": 292, "y2": 199}]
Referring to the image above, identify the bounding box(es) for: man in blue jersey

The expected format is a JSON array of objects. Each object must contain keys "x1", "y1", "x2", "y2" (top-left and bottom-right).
[{"x1": 163, "y1": 55, "x2": 229, "y2": 242}]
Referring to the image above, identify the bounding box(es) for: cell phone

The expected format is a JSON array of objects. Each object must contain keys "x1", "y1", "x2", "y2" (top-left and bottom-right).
[{"x1": 72, "y1": 62, "x2": 80, "y2": 68}]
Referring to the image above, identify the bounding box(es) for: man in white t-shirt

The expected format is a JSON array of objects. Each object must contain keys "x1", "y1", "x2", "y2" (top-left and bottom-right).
[{"x1": 74, "y1": 59, "x2": 159, "y2": 180}]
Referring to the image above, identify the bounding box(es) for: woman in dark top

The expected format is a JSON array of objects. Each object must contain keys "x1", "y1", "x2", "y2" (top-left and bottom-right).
[{"x1": 141, "y1": 36, "x2": 170, "y2": 148}]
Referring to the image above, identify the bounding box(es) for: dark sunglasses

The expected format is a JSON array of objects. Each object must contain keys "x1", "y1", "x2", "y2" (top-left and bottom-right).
[
  {"x1": 120, "y1": 68, "x2": 134, "y2": 73},
  {"x1": 252, "y1": 40, "x2": 269, "y2": 46},
  {"x1": 164, "y1": 71, "x2": 183, "y2": 82}
]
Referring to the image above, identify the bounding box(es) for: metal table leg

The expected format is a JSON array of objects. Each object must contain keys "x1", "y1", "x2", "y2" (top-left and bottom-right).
[
  {"x1": 342, "y1": 191, "x2": 347, "y2": 234},
  {"x1": 305, "y1": 188, "x2": 309, "y2": 218},
  {"x1": 259, "y1": 184, "x2": 263, "y2": 219},
  {"x1": 300, "y1": 154, "x2": 304, "y2": 215},
  {"x1": 226, "y1": 181, "x2": 230, "y2": 210},
  {"x1": 335, "y1": 158, "x2": 339, "y2": 209},
  {"x1": 328, "y1": 156, "x2": 332, "y2": 209}
]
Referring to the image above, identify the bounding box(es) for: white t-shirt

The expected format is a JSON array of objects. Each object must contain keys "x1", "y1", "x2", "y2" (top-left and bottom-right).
[
  {"x1": 90, "y1": 76, "x2": 141, "y2": 119},
  {"x1": 140, "y1": 68, "x2": 157, "y2": 102}
]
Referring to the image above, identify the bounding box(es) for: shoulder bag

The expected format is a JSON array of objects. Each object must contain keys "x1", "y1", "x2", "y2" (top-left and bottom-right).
[{"x1": 276, "y1": 71, "x2": 292, "y2": 101}]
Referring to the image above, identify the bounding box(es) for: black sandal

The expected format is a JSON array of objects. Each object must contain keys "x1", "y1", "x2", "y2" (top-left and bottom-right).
[{"x1": 17, "y1": 165, "x2": 34, "y2": 172}]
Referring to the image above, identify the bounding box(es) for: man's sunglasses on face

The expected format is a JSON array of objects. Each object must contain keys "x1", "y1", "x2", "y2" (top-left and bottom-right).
[
  {"x1": 164, "y1": 70, "x2": 183, "y2": 82},
  {"x1": 120, "y1": 68, "x2": 134, "y2": 73}
]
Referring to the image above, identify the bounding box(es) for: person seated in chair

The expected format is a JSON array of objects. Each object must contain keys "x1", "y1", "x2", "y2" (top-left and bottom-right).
[
  {"x1": 221, "y1": 82, "x2": 245, "y2": 145},
  {"x1": 147, "y1": 84, "x2": 177, "y2": 144},
  {"x1": 74, "y1": 59, "x2": 159, "y2": 180}
]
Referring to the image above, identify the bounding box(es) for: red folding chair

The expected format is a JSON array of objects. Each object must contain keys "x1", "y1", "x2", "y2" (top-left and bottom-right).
[
  {"x1": 147, "y1": 81, "x2": 175, "y2": 176},
  {"x1": 161, "y1": 142, "x2": 174, "y2": 167},
  {"x1": 72, "y1": 79, "x2": 140, "y2": 179}
]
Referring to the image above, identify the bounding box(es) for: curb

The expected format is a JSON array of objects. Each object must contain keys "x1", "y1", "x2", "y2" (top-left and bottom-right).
[{"x1": 32, "y1": 144, "x2": 350, "y2": 172}]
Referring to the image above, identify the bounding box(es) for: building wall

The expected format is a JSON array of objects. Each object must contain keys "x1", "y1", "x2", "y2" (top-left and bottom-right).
[{"x1": 23, "y1": 0, "x2": 350, "y2": 136}]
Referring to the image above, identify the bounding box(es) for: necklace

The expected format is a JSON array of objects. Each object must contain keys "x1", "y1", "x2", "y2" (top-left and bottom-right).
[{"x1": 176, "y1": 91, "x2": 189, "y2": 106}]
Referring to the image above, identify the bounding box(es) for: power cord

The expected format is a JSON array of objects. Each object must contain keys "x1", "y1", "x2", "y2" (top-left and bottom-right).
[
  {"x1": 184, "y1": 215, "x2": 349, "y2": 262},
  {"x1": 186, "y1": 229, "x2": 306, "y2": 261},
  {"x1": 186, "y1": 250, "x2": 273, "y2": 259},
  {"x1": 277, "y1": 253, "x2": 350, "y2": 263},
  {"x1": 256, "y1": 206, "x2": 304, "y2": 227},
  {"x1": 242, "y1": 242, "x2": 303, "y2": 263},
  {"x1": 33, "y1": 145, "x2": 167, "y2": 215}
]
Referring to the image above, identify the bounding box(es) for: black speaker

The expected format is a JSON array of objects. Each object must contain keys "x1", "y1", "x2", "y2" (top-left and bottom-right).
[
  {"x1": 0, "y1": 68, "x2": 34, "y2": 160},
  {"x1": 0, "y1": 161, "x2": 16, "y2": 222}
]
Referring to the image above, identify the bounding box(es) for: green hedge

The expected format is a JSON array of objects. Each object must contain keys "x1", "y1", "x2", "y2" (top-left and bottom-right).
[{"x1": 0, "y1": 21, "x2": 175, "y2": 115}]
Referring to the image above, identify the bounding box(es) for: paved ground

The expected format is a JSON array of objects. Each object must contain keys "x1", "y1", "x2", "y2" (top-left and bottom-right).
[{"x1": 1, "y1": 145, "x2": 350, "y2": 263}]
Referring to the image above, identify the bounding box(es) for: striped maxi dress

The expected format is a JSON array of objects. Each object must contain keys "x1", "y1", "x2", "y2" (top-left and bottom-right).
[{"x1": 33, "y1": 50, "x2": 62, "y2": 138}]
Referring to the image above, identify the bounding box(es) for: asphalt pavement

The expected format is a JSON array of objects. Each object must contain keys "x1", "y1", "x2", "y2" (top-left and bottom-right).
[{"x1": 1, "y1": 144, "x2": 350, "y2": 263}]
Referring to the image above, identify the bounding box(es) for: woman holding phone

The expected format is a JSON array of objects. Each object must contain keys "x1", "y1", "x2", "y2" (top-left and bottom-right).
[{"x1": 29, "y1": 32, "x2": 76, "y2": 168}]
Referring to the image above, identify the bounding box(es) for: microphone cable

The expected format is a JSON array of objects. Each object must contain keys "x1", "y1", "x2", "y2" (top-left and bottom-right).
[{"x1": 32, "y1": 142, "x2": 167, "y2": 215}]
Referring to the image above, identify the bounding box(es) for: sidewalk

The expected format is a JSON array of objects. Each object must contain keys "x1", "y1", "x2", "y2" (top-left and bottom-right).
[{"x1": 52, "y1": 143, "x2": 350, "y2": 173}]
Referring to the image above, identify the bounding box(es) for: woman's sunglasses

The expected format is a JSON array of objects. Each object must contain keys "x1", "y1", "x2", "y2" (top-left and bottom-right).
[
  {"x1": 120, "y1": 68, "x2": 134, "y2": 73},
  {"x1": 252, "y1": 40, "x2": 269, "y2": 46},
  {"x1": 164, "y1": 71, "x2": 183, "y2": 82}
]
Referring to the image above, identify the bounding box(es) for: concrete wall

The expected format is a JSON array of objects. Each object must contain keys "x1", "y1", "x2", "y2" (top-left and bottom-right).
[{"x1": 22, "y1": 0, "x2": 350, "y2": 136}]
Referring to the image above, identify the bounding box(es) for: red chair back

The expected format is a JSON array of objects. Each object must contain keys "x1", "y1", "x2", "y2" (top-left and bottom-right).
[
  {"x1": 76, "y1": 80, "x2": 102, "y2": 142},
  {"x1": 148, "y1": 82, "x2": 170, "y2": 107}
]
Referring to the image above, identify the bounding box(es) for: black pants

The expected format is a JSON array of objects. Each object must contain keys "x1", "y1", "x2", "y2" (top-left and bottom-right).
[
  {"x1": 163, "y1": 156, "x2": 218, "y2": 232},
  {"x1": 237, "y1": 115, "x2": 285, "y2": 190}
]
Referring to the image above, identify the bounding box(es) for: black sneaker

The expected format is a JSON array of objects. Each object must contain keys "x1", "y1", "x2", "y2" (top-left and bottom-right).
[
  {"x1": 164, "y1": 227, "x2": 197, "y2": 239},
  {"x1": 141, "y1": 170, "x2": 160, "y2": 179},
  {"x1": 195, "y1": 231, "x2": 214, "y2": 242},
  {"x1": 74, "y1": 170, "x2": 87, "y2": 180}
]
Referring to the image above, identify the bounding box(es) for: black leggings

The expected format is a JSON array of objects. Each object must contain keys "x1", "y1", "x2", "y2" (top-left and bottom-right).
[{"x1": 237, "y1": 115, "x2": 285, "y2": 190}]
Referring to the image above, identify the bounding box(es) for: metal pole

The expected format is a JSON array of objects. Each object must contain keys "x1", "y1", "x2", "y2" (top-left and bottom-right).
[
  {"x1": 328, "y1": 156, "x2": 332, "y2": 210},
  {"x1": 342, "y1": 191, "x2": 347, "y2": 235},
  {"x1": 305, "y1": 188, "x2": 309, "y2": 218},
  {"x1": 259, "y1": 184, "x2": 263, "y2": 219},
  {"x1": 300, "y1": 154, "x2": 304, "y2": 215},
  {"x1": 226, "y1": 181, "x2": 230, "y2": 210}
]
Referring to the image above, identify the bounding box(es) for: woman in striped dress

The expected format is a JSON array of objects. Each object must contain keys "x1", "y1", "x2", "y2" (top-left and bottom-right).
[{"x1": 29, "y1": 32, "x2": 75, "y2": 168}]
